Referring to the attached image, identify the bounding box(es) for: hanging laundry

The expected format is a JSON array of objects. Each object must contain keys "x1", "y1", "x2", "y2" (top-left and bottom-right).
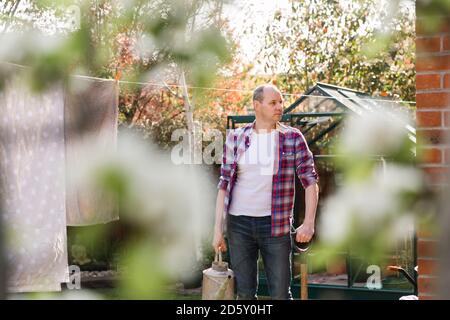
[
  {"x1": 64, "y1": 77, "x2": 119, "y2": 226},
  {"x1": 0, "y1": 72, "x2": 69, "y2": 293}
]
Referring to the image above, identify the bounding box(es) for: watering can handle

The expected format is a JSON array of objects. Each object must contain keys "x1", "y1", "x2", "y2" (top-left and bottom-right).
[{"x1": 215, "y1": 251, "x2": 223, "y2": 263}]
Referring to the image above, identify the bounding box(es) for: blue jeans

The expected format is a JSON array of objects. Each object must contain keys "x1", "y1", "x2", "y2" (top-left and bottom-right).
[{"x1": 226, "y1": 214, "x2": 293, "y2": 300}]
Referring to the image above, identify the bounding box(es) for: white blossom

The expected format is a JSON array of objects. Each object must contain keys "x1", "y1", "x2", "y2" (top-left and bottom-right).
[{"x1": 341, "y1": 111, "x2": 410, "y2": 156}]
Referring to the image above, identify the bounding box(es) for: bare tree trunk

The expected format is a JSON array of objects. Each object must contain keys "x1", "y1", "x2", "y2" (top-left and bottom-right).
[
  {"x1": 180, "y1": 70, "x2": 194, "y2": 133},
  {"x1": 180, "y1": 69, "x2": 195, "y2": 162}
]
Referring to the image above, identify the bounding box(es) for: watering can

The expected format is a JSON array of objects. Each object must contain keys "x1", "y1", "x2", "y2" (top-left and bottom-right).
[{"x1": 201, "y1": 251, "x2": 235, "y2": 300}]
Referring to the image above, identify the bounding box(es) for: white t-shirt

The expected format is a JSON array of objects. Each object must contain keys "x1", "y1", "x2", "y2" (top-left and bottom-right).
[{"x1": 228, "y1": 130, "x2": 277, "y2": 217}]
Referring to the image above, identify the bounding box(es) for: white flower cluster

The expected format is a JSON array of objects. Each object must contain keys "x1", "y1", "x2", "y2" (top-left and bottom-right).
[
  {"x1": 319, "y1": 164, "x2": 420, "y2": 244},
  {"x1": 319, "y1": 108, "x2": 420, "y2": 247},
  {"x1": 340, "y1": 111, "x2": 410, "y2": 157},
  {"x1": 72, "y1": 130, "x2": 216, "y2": 279}
]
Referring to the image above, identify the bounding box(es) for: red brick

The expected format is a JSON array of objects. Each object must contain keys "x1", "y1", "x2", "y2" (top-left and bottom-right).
[
  {"x1": 416, "y1": 111, "x2": 442, "y2": 127},
  {"x1": 445, "y1": 111, "x2": 450, "y2": 127},
  {"x1": 445, "y1": 148, "x2": 450, "y2": 164},
  {"x1": 422, "y1": 166, "x2": 450, "y2": 184},
  {"x1": 416, "y1": 92, "x2": 450, "y2": 108},
  {"x1": 417, "y1": 129, "x2": 447, "y2": 145},
  {"x1": 417, "y1": 37, "x2": 441, "y2": 53},
  {"x1": 444, "y1": 74, "x2": 450, "y2": 89},
  {"x1": 444, "y1": 35, "x2": 450, "y2": 51},
  {"x1": 416, "y1": 74, "x2": 441, "y2": 90},
  {"x1": 418, "y1": 276, "x2": 438, "y2": 294},
  {"x1": 416, "y1": 55, "x2": 450, "y2": 72},
  {"x1": 418, "y1": 259, "x2": 438, "y2": 275},
  {"x1": 419, "y1": 147, "x2": 442, "y2": 164},
  {"x1": 417, "y1": 37, "x2": 442, "y2": 53},
  {"x1": 418, "y1": 239, "x2": 438, "y2": 258}
]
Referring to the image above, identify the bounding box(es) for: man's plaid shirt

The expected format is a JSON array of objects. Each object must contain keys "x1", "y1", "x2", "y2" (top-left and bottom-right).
[{"x1": 217, "y1": 120, "x2": 319, "y2": 237}]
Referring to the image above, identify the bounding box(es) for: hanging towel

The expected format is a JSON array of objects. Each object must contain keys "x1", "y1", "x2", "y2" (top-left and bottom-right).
[
  {"x1": 64, "y1": 77, "x2": 119, "y2": 226},
  {"x1": 0, "y1": 73, "x2": 69, "y2": 292}
]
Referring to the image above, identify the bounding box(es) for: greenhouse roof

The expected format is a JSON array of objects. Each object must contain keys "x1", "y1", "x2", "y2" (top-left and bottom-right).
[{"x1": 227, "y1": 82, "x2": 416, "y2": 147}]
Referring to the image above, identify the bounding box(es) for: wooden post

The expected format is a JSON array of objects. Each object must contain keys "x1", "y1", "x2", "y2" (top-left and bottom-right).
[{"x1": 300, "y1": 263, "x2": 308, "y2": 300}]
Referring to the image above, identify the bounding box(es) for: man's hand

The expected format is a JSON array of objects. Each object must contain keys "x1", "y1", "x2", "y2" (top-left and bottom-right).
[
  {"x1": 212, "y1": 231, "x2": 227, "y2": 253},
  {"x1": 296, "y1": 222, "x2": 315, "y2": 243}
]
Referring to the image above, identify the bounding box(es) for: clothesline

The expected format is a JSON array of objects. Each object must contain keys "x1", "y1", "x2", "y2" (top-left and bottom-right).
[
  {"x1": 1, "y1": 61, "x2": 417, "y2": 105},
  {"x1": 88, "y1": 75, "x2": 418, "y2": 106}
]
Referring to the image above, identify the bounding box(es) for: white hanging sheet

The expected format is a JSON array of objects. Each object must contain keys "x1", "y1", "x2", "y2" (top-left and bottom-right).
[
  {"x1": 0, "y1": 74, "x2": 69, "y2": 292},
  {"x1": 64, "y1": 77, "x2": 119, "y2": 226}
]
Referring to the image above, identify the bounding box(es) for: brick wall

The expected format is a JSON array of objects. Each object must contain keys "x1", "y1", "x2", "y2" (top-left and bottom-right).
[{"x1": 416, "y1": 7, "x2": 450, "y2": 299}]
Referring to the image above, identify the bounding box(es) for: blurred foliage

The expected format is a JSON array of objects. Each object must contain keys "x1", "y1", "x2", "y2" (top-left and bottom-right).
[
  {"x1": 256, "y1": 0, "x2": 415, "y2": 104},
  {"x1": 416, "y1": 0, "x2": 450, "y2": 33},
  {"x1": 416, "y1": 0, "x2": 450, "y2": 12},
  {"x1": 0, "y1": 0, "x2": 231, "y2": 90}
]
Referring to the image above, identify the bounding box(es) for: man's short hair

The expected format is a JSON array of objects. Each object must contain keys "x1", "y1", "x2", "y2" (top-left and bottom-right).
[{"x1": 253, "y1": 84, "x2": 281, "y2": 103}]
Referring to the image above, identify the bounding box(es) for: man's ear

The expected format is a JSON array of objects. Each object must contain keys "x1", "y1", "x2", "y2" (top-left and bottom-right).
[{"x1": 253, "y1": 100, "x2": 259, "y2": 112}]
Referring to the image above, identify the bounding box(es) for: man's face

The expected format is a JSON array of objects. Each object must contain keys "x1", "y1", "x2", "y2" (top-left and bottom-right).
[{"x1": 254, "y1": 87, "x2": 284, "y2": 122}]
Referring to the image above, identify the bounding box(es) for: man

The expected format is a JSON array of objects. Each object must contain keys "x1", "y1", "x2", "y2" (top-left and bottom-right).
[{"x1": 212, "y1": 84, "x2": 319, "y2": 300}]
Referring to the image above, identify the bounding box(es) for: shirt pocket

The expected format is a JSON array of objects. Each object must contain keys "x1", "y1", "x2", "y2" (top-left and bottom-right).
[
  {"x1": 281, "y1": 151, "x2": 295, "y2": 158},
  {"x1": 280, "y1": 151, "x2": 296, "y2": 172}
]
